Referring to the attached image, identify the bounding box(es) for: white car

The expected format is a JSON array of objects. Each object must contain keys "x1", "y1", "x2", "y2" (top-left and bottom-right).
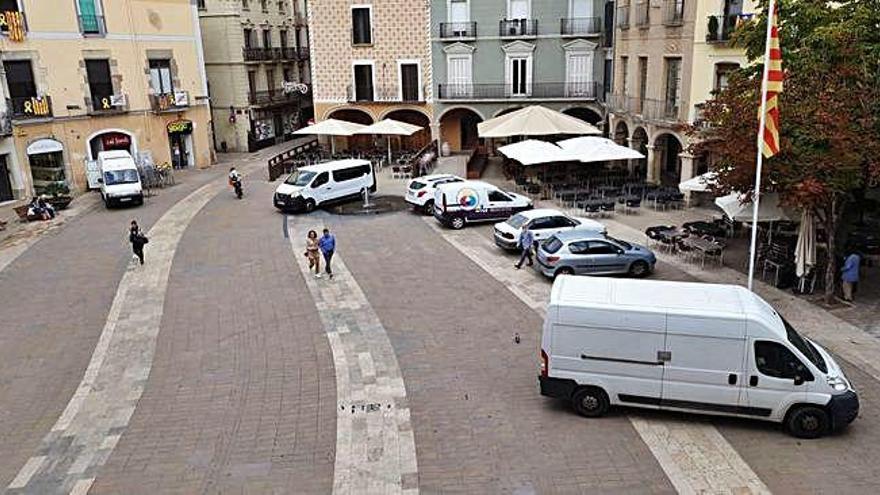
[
  {"x1": 405, "y1": 174, "x2": 464, "y2": 214},
  {"x1": 493, "y1": 208, "x2": 606, "y2": 251}
]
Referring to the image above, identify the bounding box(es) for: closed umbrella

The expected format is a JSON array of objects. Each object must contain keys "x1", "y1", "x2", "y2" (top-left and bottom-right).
[
  {"x1": 354, "y1": 119, "x2": 423, "y2": 164},
  {"x1": 478, "y1": 105, "x2": 601, "y2": 138},
  {"x1": 794, "y1": 210, "x2": 816, "y2": 279},
  {"x1": 293, "y1": 118, "x2": 367, "y2": 154}
]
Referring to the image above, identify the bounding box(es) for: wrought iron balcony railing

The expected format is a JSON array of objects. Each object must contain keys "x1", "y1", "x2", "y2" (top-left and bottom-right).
[
  {"x1": 499, "y1": 19, "x2": 538, "y2": 37},
  {"x1": 437, "y1": 82, "x2": 600, "y2": 100},
  {"x1": 561, "y1": 17, "x2": 601, "y2": 36},
  {"x1": 150, "y1": 91, "x2": 190, "y2": 113},
  {"x1": 346, "y1": 84, "x2": 426, "y2": 103},
  {"x1": 9, "y1": 95, "x2": 52, "y2": 119},
  {"x1": 606, "y1": 94, "x2": 685, "y2": 122},
  {"x1": 440, "y1": 21, "x2": 477, "y2": 39},
  {"x1": 78, "y1": 13, "x2": 106, "y2": 35},
  {"x1": 706, "y1": 15, "x2": 738, "y2": 42}
]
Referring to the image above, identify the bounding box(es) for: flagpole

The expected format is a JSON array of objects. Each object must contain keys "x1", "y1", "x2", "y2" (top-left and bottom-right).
[{"x1": 747, "y1": 0, "x2": 778, "y2": 291}]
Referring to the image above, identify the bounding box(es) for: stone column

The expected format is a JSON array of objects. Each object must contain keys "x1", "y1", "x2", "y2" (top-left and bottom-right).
[
  {"x1": 645, "y1": 144, "x2": 658, "y2": 184},
  {"x1": 626, "y1": 137, "x2": 637, "y2": 175},
  {"x1": 679, "y1": 151, "x2": 696, "y2": 206}
]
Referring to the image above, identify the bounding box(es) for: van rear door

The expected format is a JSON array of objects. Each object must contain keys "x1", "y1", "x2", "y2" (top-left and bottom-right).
[
  {"x1": 660, "y1": 314, "x2": 748, "y2": 415},
  {"x1": 554, "y1": 306, "x2": 666, "y2": 405}
]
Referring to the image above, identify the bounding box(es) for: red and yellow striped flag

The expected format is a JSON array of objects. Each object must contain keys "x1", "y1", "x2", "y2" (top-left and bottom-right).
[{"x1": 761, "y1": 6, "x2": 783, "y2": 158}]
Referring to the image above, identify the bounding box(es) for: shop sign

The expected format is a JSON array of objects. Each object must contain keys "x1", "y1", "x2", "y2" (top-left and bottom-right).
[
  {"x1": 282, "y1": 82, "x2": 309, "y2": 95},
  {"x1": 101, "y1": 132, "x2": 131, "y2": 148},
  {"x1": 167, "y1": 120, "x2": 193, "y2": 134}
]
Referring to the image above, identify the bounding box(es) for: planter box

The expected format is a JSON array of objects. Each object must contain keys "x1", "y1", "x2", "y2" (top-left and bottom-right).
[{"x1": 47, "y1": 196, "x2": 72, "y2": 210}]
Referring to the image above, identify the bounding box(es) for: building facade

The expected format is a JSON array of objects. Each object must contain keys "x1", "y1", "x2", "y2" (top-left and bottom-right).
[
  {"x1": 607, "y1": 0, "x2": 753, "y2": 185},
  {"x1": 431, "y1": 0, "x2": 613, "y2": 152},
  {"x1": 199, "y1": 0, "x2": 313, "y2": 153},
  {"x1": 0, "y1": 0, "x2": 212, "y2": 202},
  {"x1": 308, "y1": 0, "x2": 433, "y2": 151}
]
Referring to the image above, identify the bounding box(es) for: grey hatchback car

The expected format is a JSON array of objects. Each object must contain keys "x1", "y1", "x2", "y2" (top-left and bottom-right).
[{"x1": 535, "y1": 231, "x2": 656, "y2": 278}]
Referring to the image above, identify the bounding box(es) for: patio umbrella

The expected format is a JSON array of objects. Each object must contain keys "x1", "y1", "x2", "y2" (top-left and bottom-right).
[
  {"x1": 354, "y1": 118, "x2": 424, "y2": 164},
  {"x1": 794, "y1": 210, "x2": 816, "y2": 278},
  {"x1": 678, "y1": 171, "x2": 718, "y2": 193},
  {"x1": 556, "y1": 136, "x2": 645, "y2": 163},
  {"x1": 714, "y1": 192, "x2": 790, "y2": 223},
  {"x1": 477, "y1": 105, "x2": 602, "y2": 138},
  {"x1": 497, "y1": 140, "x2": 578, "y2": 165},
  {"x1": 293, "y1": 118, "x2": 367, "y2": 154}
]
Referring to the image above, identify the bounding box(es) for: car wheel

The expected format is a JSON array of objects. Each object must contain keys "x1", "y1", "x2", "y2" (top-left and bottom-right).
[
  {"x1": 422, "y1": 201, "x2": 434, "y2": 216},
  {"x1": 450, "y1": 216, "x2": 465, "y2": 230},
  {"x1": 629, "y1": 260, "x2": 650, "y2": 278},
  {"x1": 572, "y1": 387, "x2": 609, "y2": 418},
  {"x1": 555, "y1": 267, "x2": 575, "y2": 278},
  {"x1": 786, "y1": 406, "x2": 830, "y2": 439},
  {"x1": 304, "y1": 199, "x2": 316, "y2": 213}
]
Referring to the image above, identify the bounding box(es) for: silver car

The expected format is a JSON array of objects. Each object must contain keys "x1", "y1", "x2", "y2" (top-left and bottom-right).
[{"x1": 535, "y1": 231, "x2": 656, "y2": 278}]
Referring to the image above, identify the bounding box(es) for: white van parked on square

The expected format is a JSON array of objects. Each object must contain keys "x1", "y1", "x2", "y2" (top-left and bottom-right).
[
  {"x1": 274, "y1": 159, "x2": 375, "y2": 212},
  {"x1": 97, "y1": 150, "x2": 144, "y2": 208},
  {"x1": 433, "y1": 180, "x2": 532, "y2": 229},
  {"x1": 539, "y1": 277, "x2": 858, "y2": 438}
]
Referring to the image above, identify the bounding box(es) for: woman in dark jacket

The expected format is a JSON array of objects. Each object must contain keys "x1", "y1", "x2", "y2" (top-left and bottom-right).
[{"x1": 129, "y1": 220, "x2": 148, "y2": 265}]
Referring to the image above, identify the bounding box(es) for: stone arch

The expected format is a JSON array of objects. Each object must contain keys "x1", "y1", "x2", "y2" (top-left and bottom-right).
[
  {"x1": 631, "y1": 126, "x2": 650, "y2": 180},
  {"x1": 653, "y1": 132, "x2": 685, "y2": 186},
  {"x1": 437, "y1": 105, "x2": 486, "y2": 123},
  {"x1": 383, "y1": 109, "x2": 432, "y2": 150},
  {"x1": 86, "y1": 128, "x2": 138, "y2": 162},
  {"x1": 378, "y1": 106, "x2": 431, "y2": 122},
  {"x1": 613, "y1": 120, "x2": 629, "y2": 145},
  {"x1": 561, "y1": 106, "x2": 604, "y2": 126},
  {"x1": 325, "y1": 107, "x2": 375, "y2": 125},
  {"x1": 493, "y1": 106, "x2": 524, "y2": 118},
  {"x1": 439, "y1": 107, "x2": 484, "y2": 152}
]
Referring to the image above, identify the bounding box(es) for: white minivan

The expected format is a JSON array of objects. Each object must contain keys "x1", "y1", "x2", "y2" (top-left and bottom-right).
[
  {"x1": 98, "y1": 150, "x2": 144, "y2": 208},
  {"x1": 274, "y1": 159, "x2": 375, "y2": 212},
  {"x1": 433, "y1": 180, "x2": 532, "y2": 229},
  {"x1": 540, "y1": 277, "x2": 858, "y2": 438}
]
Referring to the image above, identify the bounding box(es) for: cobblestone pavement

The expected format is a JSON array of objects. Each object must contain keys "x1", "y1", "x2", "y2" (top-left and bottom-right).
[{"x1": 330, "y1": 212, "x2": 676, "y2": 494}]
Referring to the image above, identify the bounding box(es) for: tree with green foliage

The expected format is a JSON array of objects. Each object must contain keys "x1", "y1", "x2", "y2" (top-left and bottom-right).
[{"x1": 689, "y1": 0, "x2": 880, "y2": 302}]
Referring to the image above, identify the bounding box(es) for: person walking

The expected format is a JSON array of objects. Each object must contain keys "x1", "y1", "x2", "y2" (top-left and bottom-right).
[
  {"x1": 319, "y1": 228, "x2": 336, "y2": 279},
  {"x1": 305, "y1": 230, "x2": 322, "y2": 278},
  {"x1": 514, "y1": 225, "x2": 534, "y2": 269},
  {"x1": 841, "y1": 249, "x2": 861, "y2": 302},
  {"x1": 129, "y1": 220, "x2": 148, "y2": 265}
]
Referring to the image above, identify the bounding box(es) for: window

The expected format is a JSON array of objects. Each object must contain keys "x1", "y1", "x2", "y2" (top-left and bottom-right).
[
  {"x1": 242, "y1": 0, "x2": 249, "y2": 10},
  {"x1": 569, "y1": 241, "x2": 591, "y2": 254},
  {"x1": 755, "y1": 341, "x2": 813, "y2": 381},
  {"x1": 783, "y1": 317, "x2": 827, "y2": 373},
  {"x1": 278, "y1": 0, "x2": 285, "y2": 13},
  {"x1": 247, "y1": 70, "x2": 256, "y2": 98},
  {"x1": 714, "y1": 62, "x2": 739, "y2": 91},
  {"x1": 664, "y1": 57, "x2": 682, "y2": 116},
  {"x1": 637, "y1": 56, "x2": 648, "y2": 105},
  {"x1": 266, "y1": 68, "x2": 275, "y2": 95},
  {"x1": 86, "y1": 59, "x2": 113, "y2": 110},
  {"x1": 528, "y1": 218, "x2": 554, "y2": 230},
  {"x1": 197, "y1": 0, "x2": 206, "y2": 9},
  {"x1": 279, "y1": 29, "x2": 288, "y2": 49},
  {"x1": 352, "y1": 6, "x2": 372, "y2": 45},
  {"x1": 488, "y1": 190, "x2": 512, "y2": 202},
  {"x1": 449, "y1": 0, "x2": 468, "y2": 22},
  {"x1": 0, "y1": 0, "x2": 21, "y2": 11},
  {"x1": 565, "y1": 49, "x2": 594, "y2": 97},
  {"x1": 243, "y1": 28, "x2": 254, "y2": 49},
  {"x1": 353, "y1": 63, "x2": 373, "y2": 101},
  {"x1": 447, "y1": 54, "x2": 473, "y2": 97},
  {"x1": 604, "y1": 59, "x2": 612, "y2": 95},
  {"x1": 587, "y1": 241, "x2": 620, "y2": 255},
  {"x1": 4, "y1": 60, "x2": 36, "y2": 100},
  {"x1": 262, "y1": 28, "x2": 271, "y2": 48},
  {"x1": 148, "y1": 59, "x2": 173, "y2": 94},
  {"x1": 620, "y1": 56, "x2": 628, "y2": 95},
  {"x1": 333, "y1": 165, "x2": 369, "y2": 182},
  {"x1": 509, "y1": 0, "x2": 529, "y2": 19},
  {"x1": 399, "y1": 62, "x2": 420, "y2": 101},
  {"x1": 260, "y1": 0, "x2": 268, "y2": 12},
  {"x1": 543, "y1": 236, "x2": 563, "y2": 254},
  {"x1": 311, "y1": 172, "x2": 329, "y2": 188},
  {"x1": 510, "y1": 57, "x2": 528, "y2": 96},
  {"x1": 283, "y1": 68, "x2": 292, "y2": 82},
  {"x1": 77, "y1": 0, "x2": 105, "y2": 35}
]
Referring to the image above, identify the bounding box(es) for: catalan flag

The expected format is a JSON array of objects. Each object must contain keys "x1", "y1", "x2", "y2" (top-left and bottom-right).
[{"x1": 761, "y1": 5, "x2": 783, "y2": 158}]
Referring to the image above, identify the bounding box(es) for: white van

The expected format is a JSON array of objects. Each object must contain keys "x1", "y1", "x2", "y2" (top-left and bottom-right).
[
  {"x1": 433, "y1": 180, "x2": 532, "y2": 229},
  {"x1": 540, "y1": 277, "x2": 858, "y2": 438},
  {"x1": 98, "y1": 150, "x2": 144, "y2": 208},
  {"x1": 274, "y1": 159, "x2": 375, "y2": 212}
]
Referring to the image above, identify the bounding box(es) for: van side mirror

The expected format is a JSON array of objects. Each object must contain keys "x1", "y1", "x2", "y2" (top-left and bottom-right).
[
  {"x1": 793, "y1": 375, "x2": 805, "y2": 386},
  {"x1": 97, "y1": 178, "x2": 103, "y2": 184}
]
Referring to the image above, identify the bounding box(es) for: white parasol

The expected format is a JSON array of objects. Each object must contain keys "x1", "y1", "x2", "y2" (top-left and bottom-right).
[
  {"x1": 354, "y1": 119, "x2": 424, "y2": 164},
  {"x1": 477, "y1": 105, "x2": 602, "y2": 138},
  {"x1": 293, "y1": 118, "x2": 367, "y2": 153}
]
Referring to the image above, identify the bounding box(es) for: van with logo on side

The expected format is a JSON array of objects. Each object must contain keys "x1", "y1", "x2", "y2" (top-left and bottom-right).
[
  {"x1": 539, "y1": 277, "x2": 858, "y2": 438},
  {"x1": 274, "y1": 159, "x2": 376, "y2": 212},
  {"x1": 433, "y1": 180, "x2": 532, "y2": 229}
]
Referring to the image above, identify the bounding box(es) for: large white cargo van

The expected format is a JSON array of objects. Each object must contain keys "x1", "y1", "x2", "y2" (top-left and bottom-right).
[
  {"x1": 98, "y1": 150, "x2": 144, "y2": 208},
  {"x1": 539, "y1": 277, "x2": 858, "y2": 438}
]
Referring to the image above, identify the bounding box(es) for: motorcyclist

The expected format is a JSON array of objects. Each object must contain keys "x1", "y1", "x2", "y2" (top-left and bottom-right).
[{"x1": 228, "y1": 167, "x2": 243, "y2": 199}]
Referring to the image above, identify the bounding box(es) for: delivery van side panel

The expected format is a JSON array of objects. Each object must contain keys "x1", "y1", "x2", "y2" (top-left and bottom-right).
[
  {"x1": 549, "y1": 306, "x2": 666, "y2": 406},
  {"x1": 742, "y1": 320, "x2": 809, "y2": 421}
]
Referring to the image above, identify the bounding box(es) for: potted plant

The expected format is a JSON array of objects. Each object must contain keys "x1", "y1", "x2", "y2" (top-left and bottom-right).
[{"x1": 43, "y1": 182, "x2": 73, "y2": 210}]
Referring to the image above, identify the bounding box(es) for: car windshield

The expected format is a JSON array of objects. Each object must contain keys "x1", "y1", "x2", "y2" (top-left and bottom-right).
[
  {"x1": 103, "y1": 169, "x2": 140, "y2": 185},
  {"x1": 783, "y1": 317, "x2": 827, "y2": 373},
  {"x1": 605, "y1": 235, "x2": 632, "y2": 250},
  {"x1": 543, "y1": 236, "x2": 563, "y2": 254},
  {"x1": 409, "y1": 181, "x2": 427, "y2": 190},
  {"x1": 285, "y1": 170, "x2": 316, "y2": 186},
  {"x1": 506, "y1": 214, "x2": 528, "y2": 229}
]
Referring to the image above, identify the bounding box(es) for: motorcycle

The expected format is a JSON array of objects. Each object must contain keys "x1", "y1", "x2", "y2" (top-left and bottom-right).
[{"x1": 230, "y1": 176, "x2": 243, "y2": 199}]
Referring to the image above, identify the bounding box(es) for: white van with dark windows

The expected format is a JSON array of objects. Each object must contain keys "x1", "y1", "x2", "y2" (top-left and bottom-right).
[
  {"x1": 540, "y1": 277, "x2": 858, "y2": 438},
  {"x1": 97, "y1": 150, "x2": 143, "y2": 208},
  {"x1": 274, "y1": 159, "x2": 375, "y2": 212},
  {"x1": 433, "y1": 180, "x2": 532, "y2": 229}
]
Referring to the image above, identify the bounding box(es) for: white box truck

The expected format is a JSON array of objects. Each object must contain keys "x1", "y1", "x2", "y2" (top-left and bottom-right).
[{"x1": 539, "y1": 277, "x2": 858, "y2": 438}]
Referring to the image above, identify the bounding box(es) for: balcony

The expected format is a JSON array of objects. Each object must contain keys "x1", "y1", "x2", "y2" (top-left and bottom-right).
[
  {"x1": 0, "y1": 107, "x2": 12, "y2": 136},
  {"x1": 616, "y1": 6, "x2": 630, "y2": 30},
  {"x1": 560, "y1": 17, "x2": 601, "y2": 36},
  {"x1": 243, "y1": 47, "x2": 284, "y2": 62},
  {"x1": 440, "y1": 21, "x2": 477, "y2": 40},
  {"x1": 346, "y1": 84, "x2": 426, "y2": 103},
  {"x1": 9, "y1": 95, "x2": 52, "y2": 119},
  {"x1": 150, "y1": 91, "x2": 190, "y2": 113},
  {"x1": 0, "y1": 10, "x2": 27, "y2": 42},
  {"x1": 664, "y1": 0, "x2": 684, "y2": 26},
  {"x1": 296, "y1": 46, "x2": 310, "y2": 61},
  {"x1": 635, "y1": 2, "x2": 650, "y2": 28},
  {"x1": 78, "y1": 13, "x2": 106, "y2": 35},
  {"x1": 248, "y1": 88, "x2": 308, "y2": 106},
  {"x1": 606, "y1": 94, "x2": 684, "y2": 122},
  {"x1": 706, "y1": 15, "x2": 738, "y2": 43},
  {"x1": 499, "y1": 19, "x2": 538, "y2": 38},
  {"x1": 90, "y1": 94, "x2": 128, "y2": 115},
  {"x1": 294, "y1": 12, "x2": 307, "y2": 26},
  {"x1": 437, "y1": 82, "x2": 600, "y2": 101}
]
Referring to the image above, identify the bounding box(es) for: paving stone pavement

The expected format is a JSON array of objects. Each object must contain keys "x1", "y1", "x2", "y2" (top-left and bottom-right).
[
  {"x1": 288, "y1": 213, "x2": 418, "y2": 495},
  {"x1": 332, "y1": 212, "x2": 676, "y2": 494}
]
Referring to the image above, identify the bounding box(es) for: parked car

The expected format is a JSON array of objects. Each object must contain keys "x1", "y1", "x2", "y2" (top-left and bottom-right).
[
  {"x1": 433, "y1": 180, "x2": 532, "y2": 229},
  {"x1": 539, "y1": 277, "x2": 858, "y2": 438},
  {"x1": 535, "y1": 231, "x2": 656, "y2": 278},
  {"x1": 274, "y1": 159, "x2": 375, "y2": 212},
  {"x1": 98, "y1": 150, "x2": 144, "y2": 208},
  {"x1": 493, "y1": 209, "x2": 606, "y2": 251},
  {"x1": 405, "y1": 174, "x2": 464, "y2": 215}
]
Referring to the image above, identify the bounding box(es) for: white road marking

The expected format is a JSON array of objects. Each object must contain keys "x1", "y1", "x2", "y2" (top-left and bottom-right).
[
  {"x1": 289, "y1": 216, "x2": 419, "y2": 495},
  {"x1": 423, "y1": 217, "x2": 772, "y2": 495}
]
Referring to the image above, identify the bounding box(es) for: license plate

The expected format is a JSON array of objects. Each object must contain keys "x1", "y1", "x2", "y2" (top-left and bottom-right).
[{"x1": 119, "y1": 197, "x2": 131, "y2": 202}]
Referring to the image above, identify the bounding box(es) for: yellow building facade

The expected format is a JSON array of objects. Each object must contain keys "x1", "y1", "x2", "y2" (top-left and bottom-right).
[{"x1": 0, "y1": 0, "x2": 212, "y2": 202}]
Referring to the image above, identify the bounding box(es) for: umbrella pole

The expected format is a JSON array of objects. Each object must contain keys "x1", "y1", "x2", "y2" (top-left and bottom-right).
[
  {"x1": 331, "y1": 137, "x2": 336, "y2": 155},
  {"x1": 387, "y1": 136, "x2": 392, "y2": 167}
]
